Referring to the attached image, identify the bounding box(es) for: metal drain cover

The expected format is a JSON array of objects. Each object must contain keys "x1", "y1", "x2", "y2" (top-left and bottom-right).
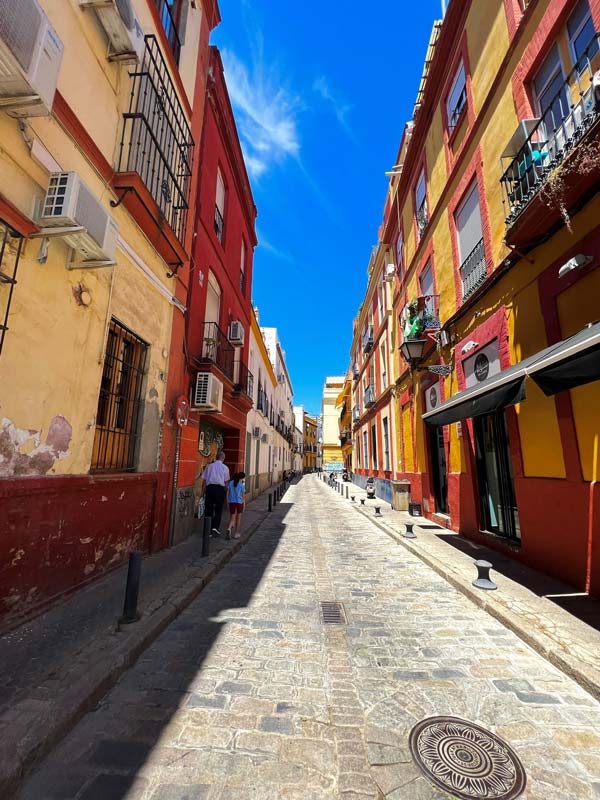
[
  {"x1": 320, "y1": 601, "x2": 346, "y2": 624},
  {"x1": 409, "y1": 716, "x2": 526, "y2": 800}
]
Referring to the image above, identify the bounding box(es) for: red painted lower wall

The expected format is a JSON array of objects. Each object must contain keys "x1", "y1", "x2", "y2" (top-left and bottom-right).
[
  {"x1": 0, "y1": 472, "x2": 169, "y2": 630},
  {"x1": 589, "y1": 482, "x2": 600, "y2": 595}
]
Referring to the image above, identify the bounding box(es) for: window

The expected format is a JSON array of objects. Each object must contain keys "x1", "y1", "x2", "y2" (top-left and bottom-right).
[
  {"x1": 447, "y1": 62, "x2": 467, "y2": 130},
  {"x1": 533, "y1": 45, "x2": 570, "y2": 131},
  {"x1": 363, "y1": 429, "x2": 368, "y2": 466},
  {"x1": 155, "y1": 0, "x2": 184, "y2": 64},
  {"x1": 92, "y1": 319, "x2": 148, "y2": 472},
  {"x1": 240, "y1": 240, "x2": 246, "y2": 295},
  {"x1": 380, "y1": 342, "x2": 387, "y2": 390},
  {"x1": 567, "y1": 0, "x2": 599, "y2": 67},
  {"x1": 371, "y1": 424, "x2": 378, "y2": 469},
  {"x1": 415, "y1": 170, "x2": 428, "y2": 237},
  {"x1": 214, "y1": 168, "x2": 226, "y2": 243},
  {"x1": 383, "y1": 417, "x2": 390, "y2": 471},
  {"x1": 455, "y1": 182, "x2": 486, "y2": 298},
  {"x1": 419, "y1": 262, "x2": 435, "y2": 317},
  {"x1": 378, "y1": 282, "x2": 385, "y2": 321},
  {"x1": 396, "y1": 232, "x2": 404, "y2": 274}
]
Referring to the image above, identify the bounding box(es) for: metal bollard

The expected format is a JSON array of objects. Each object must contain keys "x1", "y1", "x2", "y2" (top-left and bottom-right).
[
  {"x1": 268, "y1": 493, "x2": 272, "y2": 512},
  {"x1": 403, "y1": 522, "x2": 417, "y2": 539},
  {"x1": 472, "y1": 560, "x2": 497, "y2": 590},
  {"x1": 119, "y1": 551, "x2": 142, "y2": 624},
  {"x1": 360, "y1": 498, "x2": 365, "y2": 505},
  {"x1": 345, "y1": 486, "x2": 349, "y2": 499},
  {"x1": 374, "y1": 506, "x2": 382, "y2": 516},
  {"x1": 202, "y1": 515, "x2": 211, "y2": 556},
  {"x1": 351, "y1": 495, "x2": 355, "y2": 502}
]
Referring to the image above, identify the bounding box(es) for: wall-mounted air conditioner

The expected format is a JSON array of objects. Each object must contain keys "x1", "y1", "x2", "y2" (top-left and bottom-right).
[
  {"x1": 228, "y1": 320, "x2": 244, "y2": 346},
  {"x1": 0, "y1": 0, "x2": 64, "y2": 116},
  {"x1": 79, "y1": 0, "x2": 144, "y2": 62},
  {"x1": 37, "y1": 172, "x2": 119, "y2": 266},
  {"x1": 252, "y1": 426, "x2": 261, "y2": 438},
  {"x1": 385, "y1": 264, "x2": 396, "y2": 282},
  {"x1": 192, "y1": 372, "x2": 223, "y2": 412}
]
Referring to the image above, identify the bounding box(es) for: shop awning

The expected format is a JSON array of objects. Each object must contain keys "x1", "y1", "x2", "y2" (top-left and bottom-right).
[
  {"x1": 527, "y1": 320, "x2": 600, "y2": 396},
  {"x1": 423, "y1": 321, "x2": 600, "y2": 427}
]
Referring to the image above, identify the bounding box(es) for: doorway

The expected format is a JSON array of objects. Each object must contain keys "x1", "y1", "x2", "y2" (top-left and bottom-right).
[
  {"x1": 429, "y1": 425, "x2": 448, "y2": 514},
  {"x1": 474, "y1": 411, "x2": 521, "y2": 540}
]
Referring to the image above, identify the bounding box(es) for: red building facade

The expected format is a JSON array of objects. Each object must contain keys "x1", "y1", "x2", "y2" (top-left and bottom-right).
[{"x1": 171, "y1": 46, "x2": 257, "y2": 542}]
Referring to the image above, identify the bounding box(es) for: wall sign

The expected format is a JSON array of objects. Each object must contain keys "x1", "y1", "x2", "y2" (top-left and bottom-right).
[
  {"x1": 464, "y1": 339, "x2": 500, "y2": 388},
  {"x1": 425, "y1": 382, "x2": 440, "y2": 413}
]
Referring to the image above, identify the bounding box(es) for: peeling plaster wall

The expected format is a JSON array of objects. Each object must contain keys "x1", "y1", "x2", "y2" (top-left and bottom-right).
[{"x1": 0, "y1": 472, "x2": 169, "y2": 630}]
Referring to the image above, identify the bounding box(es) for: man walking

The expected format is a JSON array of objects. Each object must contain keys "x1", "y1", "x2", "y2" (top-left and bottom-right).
[{"x1": 199, "y1": 451, "x2": 230, "y2": 537}]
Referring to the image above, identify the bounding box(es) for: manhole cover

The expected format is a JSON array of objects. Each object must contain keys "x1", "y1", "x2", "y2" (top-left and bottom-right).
[
  {"x1": 409, "y1": 716, "x2": 526, "y2": 800},
  {"x1": 320, "y1": 601, "x2": 346, "y2": 624}
]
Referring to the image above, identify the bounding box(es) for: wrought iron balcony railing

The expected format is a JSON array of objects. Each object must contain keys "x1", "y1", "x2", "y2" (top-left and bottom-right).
[
  {"x1": 154, "y1": 0, "x2": 182, "y2": 64},
  {"x1": 196, "y1": 321, "x2": 234, "y2": 381},
  {"x1": 500, "y1": 33, "x2": 600, "y2": 227},
  {"x1": 352, "y1": 406, "x2": 360, "y2": 422},
  {"x1": 363, "y1": 326, "x2": 374, "y2": 354},
  {"x1": 364, "y1": 385, "x2": 375, "y2": 408},
  {"x1": 234, "y1": 362, "x2": 253, "y2": 398},
  {"x1": 117, "y1": 35, "x2": 193, "y2": 247},
  {"x1": 214, "y1": 205, "x2": 224, "y2": 243},
  {"x1": 460, "y1": 238, "x2": 487, "y2": 300}
]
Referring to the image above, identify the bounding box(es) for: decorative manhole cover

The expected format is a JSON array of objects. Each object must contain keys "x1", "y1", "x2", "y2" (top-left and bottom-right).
[
  {"x1": 409, "y1": 716, "x2": 526, "y2": 800},
  {"x1": 320, "y1": 601, "x2": 346, "y2": 624}
]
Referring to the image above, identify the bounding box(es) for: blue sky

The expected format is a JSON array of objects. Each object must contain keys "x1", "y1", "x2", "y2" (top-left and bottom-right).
[{"x1": 213, "y1": 0, "x2": 442, "y2": 416}]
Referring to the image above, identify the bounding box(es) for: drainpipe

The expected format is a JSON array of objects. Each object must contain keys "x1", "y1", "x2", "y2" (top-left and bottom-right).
[{"x1": 168, "y1": 424, "x2": 182, "y2": 546}]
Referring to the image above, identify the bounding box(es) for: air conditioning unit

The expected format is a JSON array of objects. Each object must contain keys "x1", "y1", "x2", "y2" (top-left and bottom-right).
[
  {"x1": 385, "y1": 263, "x2": 396, "y2": 282},
  {"x1": 252, "y1": 426, "x2": 261, "y2": 438},
  {"x1": 228, "y1": 320, "x2": 244, "y2": 346},
  {"x1": 0, "y1": 0, "x2": 64, "y2": 116},
  {"x1": 79, "y1": 0, "x2": 144, "y2": 62},
  {"x1": 37, "y1": 172, "x2": 119, "y2": 266},
  {"x1": 192, "y1": 372, "x2": 223, "y2": 412}
]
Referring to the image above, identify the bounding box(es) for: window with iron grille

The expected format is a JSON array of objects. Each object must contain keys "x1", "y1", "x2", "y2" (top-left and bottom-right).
[
  {"x1": 117, "y1": 35, "x2": 194, "y2": 247},
  {"x1": 0, "y1": 221, "x2": 23, "y2": 358},
  {"x1": 92, "y1": 319, "x2": 148, "y2": 472},
  {"x1": 215, "y1": 168, "x2": 226, "y2": 244},
  {"x1": 154, "y1": 0, "x2": 184, "y2": 64}
]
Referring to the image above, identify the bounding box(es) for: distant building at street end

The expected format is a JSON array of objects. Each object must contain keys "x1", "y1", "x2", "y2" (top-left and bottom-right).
[
  {"x1": 322, "y1": 376, "x2": 345, "y2": 471},
  {"x1": 337, "y1": 374, "x2": 353, "y2": 475}
]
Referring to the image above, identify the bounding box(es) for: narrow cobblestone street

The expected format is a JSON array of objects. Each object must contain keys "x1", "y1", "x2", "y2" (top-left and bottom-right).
[{"x1": 18, "y1": 476, "x2": 600, "y2": 800}]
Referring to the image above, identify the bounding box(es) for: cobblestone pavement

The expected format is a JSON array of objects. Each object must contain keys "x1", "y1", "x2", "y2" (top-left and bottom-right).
[{"x1": 18, "y1": 476, "x2": 600, "y2": 799}]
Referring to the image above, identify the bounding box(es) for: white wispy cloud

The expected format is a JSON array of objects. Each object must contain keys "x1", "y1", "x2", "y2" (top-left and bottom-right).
[
  {"x1": 312, "y1": 75, "x2": 358, "y2": 144},
  {"x1": 221, "y1": 46, "x2": 301, "y2": 180}
]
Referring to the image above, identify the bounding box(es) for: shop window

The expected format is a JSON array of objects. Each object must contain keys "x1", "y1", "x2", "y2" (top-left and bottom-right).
[
  {"x1": 447, "y1": 62, "x2": 467, "y2": 131},
  {"x1": 92, "y1": 319, "x2": 148, "y2": 472}
]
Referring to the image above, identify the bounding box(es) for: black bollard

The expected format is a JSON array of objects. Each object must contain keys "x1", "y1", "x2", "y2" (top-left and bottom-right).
[
  {"x1": 403, "y1": 522, "x2": 417, "y2": 539},
  {"x1": 202, "y1": 515, "x2": 211, "y2": 556},
  {"x1": 351, "y1": 495, "x2": 355, "y2": 502},
  {"x1": 119, "y1": 551, "x2": 142, "y2": 624},
  {"x1": 360, "y1": 498, "x2": 365, "y2": 505},
  {"x1": 268, "y1": 493, "x2": 272, "y2": 512},
  {"x1": 472, "y1": 560, "x2": 498, "y2": 590},
  {"x1": 374, "y1": 506, "x2": 382, "y2": 516},
  {"x1": 345, "y1": 486, "x2": 349, "y2": 499}
]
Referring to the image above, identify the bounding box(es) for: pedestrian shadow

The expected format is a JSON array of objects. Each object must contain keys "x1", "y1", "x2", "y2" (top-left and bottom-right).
[{"x1": 17, "y1": 492, "x2": 300, "y2": 800}]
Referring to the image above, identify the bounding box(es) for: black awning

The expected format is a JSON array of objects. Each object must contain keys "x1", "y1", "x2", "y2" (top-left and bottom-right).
[
  {"x1": 423, "y1": 375, "x2": 527, "y2": 427},
  {"x1": 528, "y1": 322, "x2": 600, "y2": 396}
]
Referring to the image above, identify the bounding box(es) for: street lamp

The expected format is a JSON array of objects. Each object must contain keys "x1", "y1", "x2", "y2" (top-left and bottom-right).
[{"x1": 399, "y1": 338, "x2": 428, "y2": 370}]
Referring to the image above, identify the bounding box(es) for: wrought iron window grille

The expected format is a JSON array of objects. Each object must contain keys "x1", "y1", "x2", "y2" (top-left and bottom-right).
[
  {"x1": 0, "y1": 222, "x2": 23, "y2": 357},
  {"x1": 460, "y1": 238, "x2": 487, "y2": 300}
]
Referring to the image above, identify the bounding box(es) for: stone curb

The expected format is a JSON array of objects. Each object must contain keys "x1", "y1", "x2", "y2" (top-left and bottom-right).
[
  {"x1": 352, "y1": 505, "x2": 600, "y2": 702},
  {"x1": 1, "y1": 509, "x2": 272, "y2": 799}
]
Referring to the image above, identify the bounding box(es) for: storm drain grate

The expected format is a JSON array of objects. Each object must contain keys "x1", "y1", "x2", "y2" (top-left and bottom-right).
[{"x1": 320, "y1": 601, "x2": 346, "y2": 624}]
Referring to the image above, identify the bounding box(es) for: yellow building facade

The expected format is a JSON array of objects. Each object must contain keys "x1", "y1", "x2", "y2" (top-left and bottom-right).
[
  {"x1": 354, "y1": 0, "x2": 600, "y2": 593},
  {"x1": 0, "y1": 0, "x2": 219, "y2": 625}
]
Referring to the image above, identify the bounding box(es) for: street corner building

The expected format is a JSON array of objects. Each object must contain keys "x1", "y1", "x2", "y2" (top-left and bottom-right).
[
  {"x1": 350, "y1": 0, "x2": 600, "y2": 594},
  {"x1": 322, "y1": 376, "x2": 345, "y2": 473},
  {"x1": 0, "y1": 0, "x2": 221, "y2": 628},
  {"x1": 172, "y1": 44, "x2": 258, "y2": 542}
]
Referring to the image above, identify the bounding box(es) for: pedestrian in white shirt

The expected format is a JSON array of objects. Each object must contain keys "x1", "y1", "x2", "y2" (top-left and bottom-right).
[{"x1": 198, "y1": 451, "x2": 230, "y2": 536}]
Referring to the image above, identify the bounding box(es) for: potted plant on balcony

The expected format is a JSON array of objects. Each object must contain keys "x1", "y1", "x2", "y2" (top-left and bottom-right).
[{"x1": 401, "y1": 298, "x2": 425, "y2": 340}]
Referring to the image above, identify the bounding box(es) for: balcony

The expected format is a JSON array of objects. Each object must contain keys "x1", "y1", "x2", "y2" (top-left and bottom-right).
[
  {"x1": 340, "y1": 430, "x2": 351, "y2": 446},
  {"x1": 417, "y1": 204, "x2": 429, "y2": 238},
  {"x1": 364, "y1": 385, "x2": 375, "y2": 408},
  {"x1": 352, "y1": 406, "x2": 360, "y2": 422},
  {"x1": 460, "y1": 239, "x2": 487, "y2": 300},
  {"x1": 233, "y1": 363, "x2": 254, "y2": 398},
  {"x1": 401, "y1": 295, "x2": 441, "y2": 340},
  {"x1": 500, "y1": 34, "x2": 600, "y2": 246},
  {"x1": 153, "y1": 0, "x2": 182, "y2": 64},
  {"x1": 363, "y1": 326, "x2": 374, "y2": 354},
  {"x1": 113, "y1": 35, "x2": 193, "y2": 271},
  {"x1": 195, "y1": 321, "x2": 234, "y2": 382}
]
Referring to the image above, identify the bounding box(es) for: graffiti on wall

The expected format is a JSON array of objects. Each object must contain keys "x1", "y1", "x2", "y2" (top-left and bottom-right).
[{"x1": 0, "y1": 416, "x2": 72, "y2": 477}]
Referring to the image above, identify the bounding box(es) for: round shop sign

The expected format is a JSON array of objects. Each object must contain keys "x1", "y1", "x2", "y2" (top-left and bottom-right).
[
  {"x1": 429, "y1": 386, "x2": 438, "y2": 409},
  {"x1": 474, "y1": 353, "x2": 490, "y2": 383}
]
